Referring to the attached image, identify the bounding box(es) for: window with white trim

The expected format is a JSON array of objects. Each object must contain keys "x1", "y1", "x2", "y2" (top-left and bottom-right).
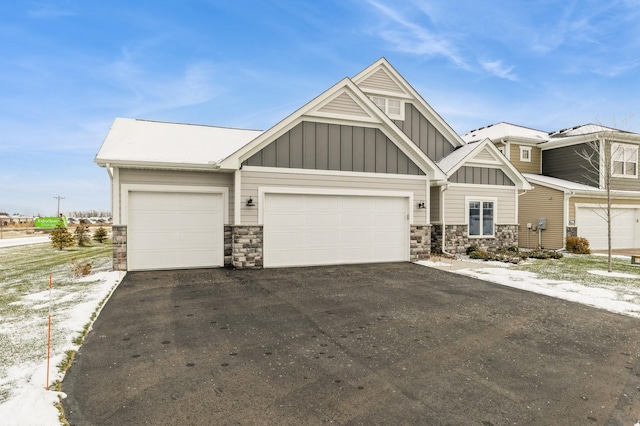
[
  {"x1": 370, "y1": 96, "x2": 403, "y2": 119},
  {"x1": 520, "y1": 146, "x2": 531, "y2": 162},
  {"x1": 611, "y1": 142, "x2": 638, "y2": 177},
  {"x1": 468, "y1": 200, "x2": 494, "y2": 237}
]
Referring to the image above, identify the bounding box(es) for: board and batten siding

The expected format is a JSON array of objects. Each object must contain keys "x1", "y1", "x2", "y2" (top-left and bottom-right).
[
  {"x1": 443, "y1": 185, "x2": 517, "y2": 225},
  {"x1": 542, "y1": 143, "x2": 599, "y2": 186},
  {"x1": 393, "y1": 103, "x2": 456, "y2": 162},
  {"x1": 239, "y1": 169, "x2": 428, "y2": 225},
  {"x1": 517, "y1": 185, "x2": 564, "y2": 249},
  {"x1": 509, "y1": 144, "x2": 542, "y2": 174},
  {"x1": 243, "y1": 121, "x2": 424, "y2": 176},
  {"x1": 449, "y1": 166, "x2": 515, "y2": 186},
  {"x1": 117, "y1": 168, "x2": 234, "y2": 224}
]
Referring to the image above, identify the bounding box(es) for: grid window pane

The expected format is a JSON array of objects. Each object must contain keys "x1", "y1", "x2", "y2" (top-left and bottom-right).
[
  {"x1": 469, "y1": 202, "x2": 480, "y2": 236},
  {"x1": 482, "y1": 202, "x2": 494, "y2": 236}
]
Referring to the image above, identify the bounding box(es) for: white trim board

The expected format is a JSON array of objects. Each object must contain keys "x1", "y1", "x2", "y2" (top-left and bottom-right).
[{"x1": 120, "y1": 184, "x2": 229, "y2": 225}]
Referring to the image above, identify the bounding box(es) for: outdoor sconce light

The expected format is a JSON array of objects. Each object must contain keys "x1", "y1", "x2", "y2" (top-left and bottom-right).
[
  {"x1": 246, "y1": 197, "x2": 256, "y2": 207},
  {"x1": 417, "y1": 201, "x2": 426, "y2": 209}
]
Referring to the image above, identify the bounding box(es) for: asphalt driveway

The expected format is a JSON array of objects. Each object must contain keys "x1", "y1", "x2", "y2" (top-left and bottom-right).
[{"x1": 62, "y1": 263, "x2": 640, "y2": 425}]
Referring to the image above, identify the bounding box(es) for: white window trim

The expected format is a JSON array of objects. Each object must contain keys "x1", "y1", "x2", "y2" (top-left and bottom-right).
[
  {"x1": 610, "y1": 142, "x2": 638, "y2": 178},
  {"x1": 465, "y1": 196, "x2": 497, "y2": 238},
  {"x1": 520, "y1": 146, "x2": 532, "y2": 162},
  {"x1": 369, "y1": 95, "x2": 405, "y2": 120}
]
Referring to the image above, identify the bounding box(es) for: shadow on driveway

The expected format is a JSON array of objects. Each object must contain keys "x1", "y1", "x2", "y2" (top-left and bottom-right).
[{"x1": 62, "y1": 263, "x2": 640, "y2": 425}]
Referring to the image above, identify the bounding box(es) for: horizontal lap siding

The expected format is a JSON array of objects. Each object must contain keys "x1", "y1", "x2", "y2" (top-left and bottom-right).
[
  {"x1": 118, "y1": 168, "x2": 234, "y2": 224},
  {"x1": 240, "y1": 170, "x2": 427, "y2": 225},
  {"x1": 518, "y1": 185, "x2": 564, "y2": 249},
  {"x1": 543, "y1": 143, "x2": 599, "y2": 185},
  {"x1": 444, "y1": 185, "x2": 517, "y2": 225},
  {"x1": 610, "y1": 176, "x2": 640, "y2": 191},
  {"x1": 510, "y1": 144, "x2": 542, "y2": 174},
  {"x1": 430, "y1": 186, "x2": 441, "y2": 223}
]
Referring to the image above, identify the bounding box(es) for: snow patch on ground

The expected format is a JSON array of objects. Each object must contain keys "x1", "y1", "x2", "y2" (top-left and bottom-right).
[
  {"x1": 0, "y1": 270, "x2": 124, "y2": 426},
  {"x1": 418, "y1": 261, "x2": 640, "y2": 319},
  {"x1": 588, "y1": 269, "x2": 640, "y2": 279}
]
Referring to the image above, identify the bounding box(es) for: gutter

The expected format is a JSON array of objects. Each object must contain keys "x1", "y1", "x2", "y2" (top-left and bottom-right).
[{"x1": 94, "y1": 158, "x2": 224, "y2": 171}]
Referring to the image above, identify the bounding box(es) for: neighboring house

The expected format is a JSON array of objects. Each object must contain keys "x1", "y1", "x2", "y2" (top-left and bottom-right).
[
  {"x1": 95, "y1": 58, "x2": 530, "y2": 271},
  {"x1": 463, "y1": 122, "x2": 640, "y2": 250}
]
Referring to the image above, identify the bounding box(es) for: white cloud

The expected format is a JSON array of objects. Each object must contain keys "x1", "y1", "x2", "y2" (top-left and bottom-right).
[
  {"x1": 480, "y1": 59, "x2": 518, "y2": 81},
  {"x1": 364, "y1": 0, "x2": 469, "y2": 69}
]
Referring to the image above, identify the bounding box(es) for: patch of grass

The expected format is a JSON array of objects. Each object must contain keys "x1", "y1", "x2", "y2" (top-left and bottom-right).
[
  {"x1": 514, "y1": 254, "x2": 640, "y2": 289},
  {"x1": 0, "y1": 241, "x2": 113, "y2": 406}
]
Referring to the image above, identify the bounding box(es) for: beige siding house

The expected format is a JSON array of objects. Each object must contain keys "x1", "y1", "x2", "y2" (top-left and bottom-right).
[
  {"x1": 96, "y1": 59, "x2": 530, "y2": 271},
  {"x1": 464, "y1": 123, "x2": 640, "y2": 250}
]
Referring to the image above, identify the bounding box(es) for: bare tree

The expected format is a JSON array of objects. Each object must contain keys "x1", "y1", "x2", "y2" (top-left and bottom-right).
[{"x1": 575, "y1": 125, "x2": 633, "y2": 272}]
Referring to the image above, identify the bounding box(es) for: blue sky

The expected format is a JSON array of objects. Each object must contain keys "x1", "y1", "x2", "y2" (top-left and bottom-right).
[{"x1": 2, "y1": 0, "x2": 639, "y2": 216}]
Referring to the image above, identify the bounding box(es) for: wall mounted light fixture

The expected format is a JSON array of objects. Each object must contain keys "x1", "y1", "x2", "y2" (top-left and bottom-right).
[
  {"x1": 417, "y1": 201, "x2": 426, "y2": 209},
  {"x1": 246, "y1": 197, "x2": 256, "y2": 207}
]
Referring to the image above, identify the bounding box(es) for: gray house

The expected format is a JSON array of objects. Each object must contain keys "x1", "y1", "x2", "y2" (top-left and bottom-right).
[{"x1": 96, "y1": 58, "x2": 530, "y2": 271}]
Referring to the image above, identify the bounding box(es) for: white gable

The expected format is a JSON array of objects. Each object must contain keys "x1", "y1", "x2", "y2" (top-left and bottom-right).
[
  {"x1": 315, "y1": 91, "x2": 371, "y2": 118},
  {"x1": 357, "y1": 68, "x2": 407, "y2": 95}
]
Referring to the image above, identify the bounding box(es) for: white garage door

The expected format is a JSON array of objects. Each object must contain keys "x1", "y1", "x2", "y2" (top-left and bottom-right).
[
  {"x1": 263, "y1": 193, "x2": 409, "y2": 268},
  {"x1": 576, "y1": 207, "x2": 638, "y2": 250},
  {"x1": 128, "y1": 191, "x2": 224, "y2": 271}
]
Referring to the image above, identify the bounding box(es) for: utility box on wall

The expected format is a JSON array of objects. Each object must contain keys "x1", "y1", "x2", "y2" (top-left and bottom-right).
[{"x1": 537, "y1": 218, "x2": 547, "y2": 230}]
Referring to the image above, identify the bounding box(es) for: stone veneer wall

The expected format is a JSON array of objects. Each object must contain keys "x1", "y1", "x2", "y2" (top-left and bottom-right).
[
  {"x1": 430, "y1": 224, "x2": 443, "y2": 254},
  {"x1": 112, "y1": 225, "x2": 127, "y2": 271},
  {"x1": 410, "y1": 225, "x2": 431, "y2": 261},
  {"x1": 435, "y1": 224, "x2": 519, "y2": 254},
  {"x1": 224, "y1": 226, "x2": 233, "y2": 266},
  {"x1": 230, "y1": 225, "x2": 263, "y2": 269}
]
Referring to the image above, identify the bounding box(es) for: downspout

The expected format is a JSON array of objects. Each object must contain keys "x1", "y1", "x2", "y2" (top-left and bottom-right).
[
  {"x1": 516, "y1": 188, "x2": 528, "y2": 248},
  {"x1": 564, "y1": 190, "x2": 574, "y2": 249},
  {"x1": 440, "y1": 183, "x2": 456, "y2": 257}
]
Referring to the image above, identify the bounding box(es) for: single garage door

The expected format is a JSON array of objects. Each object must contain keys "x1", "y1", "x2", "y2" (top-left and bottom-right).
[
  {"x1": 128, "y1": 191, "x2": 224, "y2": 270},
  {"x1": 263, "y1": 193, "x2": 409, "y2": 268},
  {"x1": 576, "y1": 206, "x2": 638, "y2": 250}
]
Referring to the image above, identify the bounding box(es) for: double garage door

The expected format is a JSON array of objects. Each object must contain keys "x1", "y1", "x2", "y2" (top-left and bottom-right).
[
  {"x1": 126, "y1": 191, "x2": 409, "y2": 270},
  {"x1": 576, "y1": 206, "x2": 639, "y2": 250},
  {"x1": 263, "y1": 193, "x2": 409, "y2": 268}
]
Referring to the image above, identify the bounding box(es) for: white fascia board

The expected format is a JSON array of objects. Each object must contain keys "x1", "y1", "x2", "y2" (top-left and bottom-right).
[
  {"x1": 539, "y1": 132, "x2": 640, "y2": 151},
  {"x1": 94, "y1": 158, "x2": 223, "y2": 171},
  {"x1": 241, "y1": 165, "x2": 429, "y2": 180}
]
